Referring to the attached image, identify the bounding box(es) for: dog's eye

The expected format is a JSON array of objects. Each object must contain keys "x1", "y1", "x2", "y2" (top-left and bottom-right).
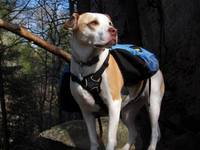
[{"x1": 109, "y1": 22, "x2": 113, "y2": 26}]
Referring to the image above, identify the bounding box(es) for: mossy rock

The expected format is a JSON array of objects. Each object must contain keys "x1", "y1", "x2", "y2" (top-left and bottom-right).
[{"x1": 40, "y1": 117, "x2": 135, "y2": 149}]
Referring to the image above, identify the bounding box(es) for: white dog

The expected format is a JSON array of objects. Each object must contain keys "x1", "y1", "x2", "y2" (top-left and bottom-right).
[{"x1": 64, "y1": 12, "x2": 165, "y2": 150}]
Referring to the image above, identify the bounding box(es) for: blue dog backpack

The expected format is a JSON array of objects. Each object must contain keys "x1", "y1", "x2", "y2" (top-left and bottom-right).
[{"x1": 110, "y1": 44, "x2": 159, "y2": 85}]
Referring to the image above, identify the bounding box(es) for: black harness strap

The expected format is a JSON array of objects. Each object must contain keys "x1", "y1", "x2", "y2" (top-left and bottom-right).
[
  {"x1": 131, "y1": 79, "x2": 147, "y2": 104},
  {"x1": 73, "y1": 55, "x2": 100, "y2": 66},
  {"x1": 131, "y1": 78, "x2": 151, "y2": 105}
]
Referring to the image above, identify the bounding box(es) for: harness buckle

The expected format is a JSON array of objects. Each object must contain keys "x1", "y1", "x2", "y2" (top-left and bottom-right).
[{"x1": 83, "y1": 75, "x2": 102, "y2": 93}]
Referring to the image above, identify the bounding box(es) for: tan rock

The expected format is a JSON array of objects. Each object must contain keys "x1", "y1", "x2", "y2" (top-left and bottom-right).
[{"x1": 40, "y1": 117, "x2": 135, "y2": 149}]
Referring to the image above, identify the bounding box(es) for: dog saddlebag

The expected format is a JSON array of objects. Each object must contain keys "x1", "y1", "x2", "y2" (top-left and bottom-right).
[{"x1": 110, "y1": 44, "x2": 159, "y2": 86}]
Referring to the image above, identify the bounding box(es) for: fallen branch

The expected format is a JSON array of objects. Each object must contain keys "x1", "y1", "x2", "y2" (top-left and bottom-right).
[{"x1": 0, "y1": 19, "x2": 71, "y2": 62}]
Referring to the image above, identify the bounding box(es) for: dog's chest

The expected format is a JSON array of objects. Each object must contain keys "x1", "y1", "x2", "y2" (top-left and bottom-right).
[{"x1": 77, "y1": 86, "x2": 101, "y2": 112}]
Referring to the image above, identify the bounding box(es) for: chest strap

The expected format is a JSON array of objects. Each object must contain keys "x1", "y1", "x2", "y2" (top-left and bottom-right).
[{"x1": 71, "y1": 54, "x2": 110, "y2": 113}]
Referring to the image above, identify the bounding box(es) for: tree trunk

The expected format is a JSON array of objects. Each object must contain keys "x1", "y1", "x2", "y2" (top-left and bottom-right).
[
  {"x1": 69, "y1": 0, "x2": 75, "y2": 15},
  {"x1": 0, "y1": 57, "x2": 9, "y2": 150}
]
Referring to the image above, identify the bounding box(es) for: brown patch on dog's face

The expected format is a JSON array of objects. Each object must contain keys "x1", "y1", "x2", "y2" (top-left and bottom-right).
[
  {"x1": 87, "y1": 20, "x2": 99, "y2": 30},
  {"x1": 66, "y1": 12, "x2": 118, "y2": 48}
]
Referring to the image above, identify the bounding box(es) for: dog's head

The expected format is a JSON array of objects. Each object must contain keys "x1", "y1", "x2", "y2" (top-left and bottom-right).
[{"x1": 64, "y1": 12, "x2": 118, "y2": 49}]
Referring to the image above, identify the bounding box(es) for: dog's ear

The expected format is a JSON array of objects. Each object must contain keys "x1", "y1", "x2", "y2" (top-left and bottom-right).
[{"x1": 64, "y1": 13, "x2": 79, "y2": 30}]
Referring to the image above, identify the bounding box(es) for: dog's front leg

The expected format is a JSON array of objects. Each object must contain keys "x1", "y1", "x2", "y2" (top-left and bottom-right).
[
  {"x1": 82, "y1": 110, "x2": 99, "y2": 150},
  {"x1": 106, "y1": 100, "x2": 122, "y2": 150},
  {"x1": 70, "y1": 82, "x2": 99, "y2": 150}
]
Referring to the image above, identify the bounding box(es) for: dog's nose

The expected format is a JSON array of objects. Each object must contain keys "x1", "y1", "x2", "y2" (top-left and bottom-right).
[{"x1": 108, "y1": 27, "x2": 117, "y2": 36}]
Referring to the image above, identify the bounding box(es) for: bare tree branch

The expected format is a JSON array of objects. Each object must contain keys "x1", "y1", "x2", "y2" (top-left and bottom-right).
[
  {"x1": 9, "y1": 0, "x2": 32, "y2": 21},
  {"x1": 0, "y1": 19, "x2": 71, "y2": 62}
]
